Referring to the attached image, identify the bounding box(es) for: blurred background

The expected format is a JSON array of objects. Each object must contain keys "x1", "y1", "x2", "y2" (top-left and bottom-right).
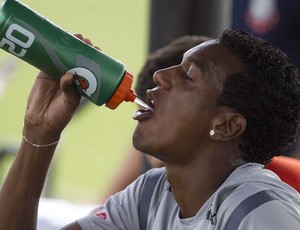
[
  {"x1": 1, "y1": 1, "x2": 299, "y2": 228},
  {"x1": 0, "y1": 0, "x2": 234, "y2": 204},
  {"x1": 0, "y1": 0, "x2": 149, "y2": 203}
]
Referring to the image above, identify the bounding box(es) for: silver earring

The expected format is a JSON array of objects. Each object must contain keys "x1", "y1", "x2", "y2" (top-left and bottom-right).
[{"x1": 209, "y1": 130, "x2": 215, "y2": 136}]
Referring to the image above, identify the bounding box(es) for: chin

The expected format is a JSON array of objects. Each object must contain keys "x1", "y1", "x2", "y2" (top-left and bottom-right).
[
  {"x1": 132, "y1": 126, "x2": 163, "y2": 156},
  {"x1": 132, "y1": 131, "x2": 153, "y2": 155},
  {"x1": 132, "y1": 124, "x2": 147, "y2": 145},
  {"x1": 132, "y1": 133, "x2": 146, "y2": 152},
  {"x1": 132, "y1": 129, "x2": 142, "y2": 149}
]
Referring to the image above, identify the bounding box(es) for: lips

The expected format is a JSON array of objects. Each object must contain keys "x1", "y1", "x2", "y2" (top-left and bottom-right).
[{"x1": 132, "y1": 109, "x2": 153, "y2": 120}]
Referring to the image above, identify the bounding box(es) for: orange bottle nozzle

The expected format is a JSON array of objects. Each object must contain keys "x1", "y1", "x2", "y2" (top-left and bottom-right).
[{"x1": 106, "y1": 70, "x2": 137, "y2": 110}]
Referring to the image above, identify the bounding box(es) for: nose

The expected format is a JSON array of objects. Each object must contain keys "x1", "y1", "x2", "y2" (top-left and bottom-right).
[{"x1": 153, "y1": 67, "x2": 172, "y2": 90}]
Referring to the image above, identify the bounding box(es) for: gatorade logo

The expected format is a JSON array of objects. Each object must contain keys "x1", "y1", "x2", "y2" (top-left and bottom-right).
[{"x1": 68, "y1": 67, "x2": 97, "y2": 97}]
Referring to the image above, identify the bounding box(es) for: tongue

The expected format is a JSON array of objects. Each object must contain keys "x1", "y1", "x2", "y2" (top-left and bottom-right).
[{"x1": 133, "y1": 109, "x2": 153, "y2": 121}]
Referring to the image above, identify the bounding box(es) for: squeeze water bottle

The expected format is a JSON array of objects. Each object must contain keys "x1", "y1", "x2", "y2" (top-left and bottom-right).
[{"x1": 0, "y1": 0, "x2": 137, "y2": 109}]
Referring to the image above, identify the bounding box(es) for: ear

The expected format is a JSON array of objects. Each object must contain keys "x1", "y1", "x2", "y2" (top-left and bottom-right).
[{"x1": 210, "y1": 110, "x2": 246, "y2": 141}]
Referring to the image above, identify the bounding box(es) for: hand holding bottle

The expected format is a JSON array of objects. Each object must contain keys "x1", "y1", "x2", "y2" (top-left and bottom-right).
[
  {"x1": 24, "y1": 33, "x2": 97, "y2": 142},
  {"x1": 0, "y1": 0, "x2": 136, "y2": 109},
  {"x1": 23, "y1": 71, "x2": 80, "y2": 144}
]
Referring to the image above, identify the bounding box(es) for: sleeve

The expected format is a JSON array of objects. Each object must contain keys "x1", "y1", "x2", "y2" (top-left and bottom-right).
[
  {"x1": 238, "y1": 199, "x2": 300, "y2": 230},
  {"x1": 76, "y1": 168, "x2": 165, "y2": 230}
]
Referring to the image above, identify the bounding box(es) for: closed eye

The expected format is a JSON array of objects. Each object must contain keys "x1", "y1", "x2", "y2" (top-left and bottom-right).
[{"x1": 184, "y1": 73, "x2": 194, "y2": 82}]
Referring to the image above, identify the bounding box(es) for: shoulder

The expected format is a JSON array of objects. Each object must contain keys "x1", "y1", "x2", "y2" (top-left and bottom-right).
[
  {"x1": 214, "y1": 164, "x2": 300, "y2": 229},
  {"x1": 77, "y1": 167, "x2": 168, "y2": 229}
]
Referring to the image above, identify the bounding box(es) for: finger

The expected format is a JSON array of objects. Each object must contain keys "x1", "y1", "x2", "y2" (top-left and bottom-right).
[
  {"x1": 74, "y1": 33, "x2": 93, "y2": 46},
  {"x1": 94, "y1": 46, "x2": 102, "y2": 51},
  {"x1": 26, "y1": 72, "x2": 60, "y2": 126},
  {"x1": 74, "y1": 33, "x2": 83, "y2": 40},
  {"x1": 28, "y1": 71, "x2": 58, "y2": 107},
  {"x1": 60, "y1": 73, "x2": 81, "y2": 112},
  {"x1": 36, "y1": 71, "x2": 53, "y2": 79},
  {"x1": 74, "y1": 33, "x2": 101, "y2": 50}
]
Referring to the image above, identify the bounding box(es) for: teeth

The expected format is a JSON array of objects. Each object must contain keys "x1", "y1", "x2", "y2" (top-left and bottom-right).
[
  {"x1": 149, "y1": 99, "x2": 155, "y2": 109},
  {"x1": 145, "y1": 92, "x2": 155, "y2": 111},
  {"x1": 135, "y1": 98, "x2": 154, "y2": 112},
  {"x1": 148, "y1": 100, "x2": 155, "y2": 112}
]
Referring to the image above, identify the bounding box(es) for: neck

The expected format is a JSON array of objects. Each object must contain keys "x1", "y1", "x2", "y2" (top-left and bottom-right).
[{"x1": 165, "y1": 153, "x2": 240, "y2": 218}]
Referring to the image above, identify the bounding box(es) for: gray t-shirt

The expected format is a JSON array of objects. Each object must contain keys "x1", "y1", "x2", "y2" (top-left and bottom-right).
[{"x1": 77, "y1": 163, "x2": 300, "y2": 229}]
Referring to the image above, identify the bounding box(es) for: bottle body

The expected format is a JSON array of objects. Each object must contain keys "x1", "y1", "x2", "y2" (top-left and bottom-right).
[{"x1": 0, "y1": 0, "x2": 135, "y2": 108}]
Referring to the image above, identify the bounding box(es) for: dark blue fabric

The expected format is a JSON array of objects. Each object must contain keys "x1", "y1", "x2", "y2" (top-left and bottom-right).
[
  {"x1": 224, "y1": 190, "x2": 278, "y2": 230},
  {"x1": 139, "y1": 169, "x2": 164, "y2": 230}
]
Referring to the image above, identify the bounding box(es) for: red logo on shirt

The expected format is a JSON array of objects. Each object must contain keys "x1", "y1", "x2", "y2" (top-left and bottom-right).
[
  {"x1": 95, "y1": 212, "x2": 107, "y2": 220},
  {"x1": 92, "y1": 208, "x2": 108, "y2": 220}
]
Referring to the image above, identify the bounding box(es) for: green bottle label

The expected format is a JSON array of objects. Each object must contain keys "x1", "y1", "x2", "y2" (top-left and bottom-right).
[{"x1": 0, "y1": 0, "x2": 126, "y2": 106}]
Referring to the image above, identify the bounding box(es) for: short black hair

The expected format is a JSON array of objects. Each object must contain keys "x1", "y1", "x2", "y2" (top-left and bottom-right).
[
  {"x1": 135, "y1": 35, "x2": 211, "y2": 101},
  {"x1": 218, "y1": 30, "x2": 300, "y2": 164}
]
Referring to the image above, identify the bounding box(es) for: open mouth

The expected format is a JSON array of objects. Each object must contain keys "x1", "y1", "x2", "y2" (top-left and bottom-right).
[
  {"x1": 132, "y1": 94, "x2": 155, "y2": 121},
  {"x1": 146, "y1": 97, "x2": 155, "y2": 112}
]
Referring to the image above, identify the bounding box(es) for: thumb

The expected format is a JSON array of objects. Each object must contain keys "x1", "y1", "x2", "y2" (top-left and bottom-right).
[{"x1": 60, "y1": 72, "x2": 81, "y2": 113}]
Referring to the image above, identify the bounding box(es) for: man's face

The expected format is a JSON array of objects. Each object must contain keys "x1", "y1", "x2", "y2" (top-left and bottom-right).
[{"x1": 132, "y1": 40, "x2": 240, "y2": 164}]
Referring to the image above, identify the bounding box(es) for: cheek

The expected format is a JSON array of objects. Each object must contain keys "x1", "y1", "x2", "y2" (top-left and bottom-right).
[
  {"x1": 164, "y1": 108, "x2": 202, "y2": 137},
  {"x1": 169, "y1": 102, "x2": 213, "y2": 136}
]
